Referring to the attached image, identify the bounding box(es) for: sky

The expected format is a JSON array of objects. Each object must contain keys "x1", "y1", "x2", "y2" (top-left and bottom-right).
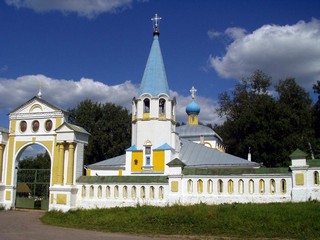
[{"x1": 1, "y1": 0, "x2": 320, "y2": 131}]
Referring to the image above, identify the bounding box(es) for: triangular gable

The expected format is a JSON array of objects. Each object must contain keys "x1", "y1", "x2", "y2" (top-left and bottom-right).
[
  {"x1": 155, "y1": 143, "x2": 174, "y2": 151},
  {"x1": 10, "y1": 96, "x2": 68, "y2": 115},
  {"x1": 289, "y1": 148, "x2": 308, "y2": 159},
  {"x1": 167, "y1": 158, "x2": 186, "y2": 167},
  {"x1": 55, "y1": 122, "x2": 90, "y2": 135},
  {"x1": 126, "y1": 145, "x2": 137, "y2": 151}
]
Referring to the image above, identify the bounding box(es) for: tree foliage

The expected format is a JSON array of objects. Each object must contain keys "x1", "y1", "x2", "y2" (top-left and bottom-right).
[
  {"x1": 216, "y1": 70, "x2": 316, "y2": 167},
  {"x1": 69, "y1": 100, "x2": 131, "y2": 165},
  {"x1": 19, "y1": 152, "x2": 51, "y2": 169},
  {"x1": 312, "y1": 80, "x2": 320, "y2": 158}
]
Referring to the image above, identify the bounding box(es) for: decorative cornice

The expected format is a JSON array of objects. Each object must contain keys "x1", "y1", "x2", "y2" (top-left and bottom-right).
[{"x1": 10, "y1": 111, "x2": 65, "y2": 120}]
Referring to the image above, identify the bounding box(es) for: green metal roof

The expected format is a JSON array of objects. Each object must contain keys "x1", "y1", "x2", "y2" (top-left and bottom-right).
[
  {"x1": 307, "y1": 159, "x2": 320, "y2": 167},
  {"x1": 167, "y1": 158, "x2": 186, "y2": 167},
  {"x1": 77, "y1": 176, "x2": 168, "y2": 184},
  {"x1": 289, "y1": 148, "x2": 308, "y2": 159},
  {"x1": 183, "y1": 167, "x2": 291, "y2": 176}
]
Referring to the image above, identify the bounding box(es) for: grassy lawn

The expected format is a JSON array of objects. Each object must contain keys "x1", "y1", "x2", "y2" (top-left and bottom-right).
[{"x1": 41, "y1": 201, "x2": 320, "y2": 239}]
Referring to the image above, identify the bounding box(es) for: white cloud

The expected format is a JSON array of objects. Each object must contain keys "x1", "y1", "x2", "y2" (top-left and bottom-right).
[
  {"x1": 225, "y1": 27, "x2": 247, "y2": 40},
  {"x1": 5, "y1": 0, "x2": 135, "y2": 18},
  {"x1": 0, "y1": 74, "x2": 137, "y2": 111},
  {"x1": 0, "y1": 75, "x2": 223, "y2": 125},
  {"x1": 207, "y1": 30, "x2": 222, "y2": 39},
  {"x1": 209, "y1": 19, "x2": 320, "y2": 88}
]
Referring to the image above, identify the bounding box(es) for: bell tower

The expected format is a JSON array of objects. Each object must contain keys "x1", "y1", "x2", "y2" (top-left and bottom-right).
[{"x1": 127, "y1": 14, "x2": 178, "y2": 175}]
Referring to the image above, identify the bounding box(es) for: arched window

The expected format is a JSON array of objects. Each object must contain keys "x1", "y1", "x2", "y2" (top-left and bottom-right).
[
  {"x1": 81, "y1": 185, "x2": 86, "y2": 198},
  {"x1": 197, "y1": 179, "x2": 203, "y2": 194},
  {"x1": 143, "y1": 98, "x2": 150, "y2": 113},
  {"x1": 150, "y1": 186, "x2": 155, "y2": 199},
  {"x1": 187, "y1": 179, "x2": 193, "y2": 193},
  {"x1": 123, "y1": 186, "x2": 128, "y2": 199},
  {"x1": 259, "y1": 179, "x2": 265, "y2": 194},
  {"x1": 106, "y1": 186, "x2": 110, "y2": 198},
  {"x1": 314, "y1": 171, "x2": 319, "y2": 185},
  {"x1": 228, "y1": 179, "x2": 234, "y2": 194},
  {"x1": 89, "y1": 185, "x2": 94, "y2": 198},
  {"x1": 114, "y1": 185, "x2": 119, "y2": 198},
  {"x1": 270, "y1": 179, "x2": 276, "y2": 194},
  {"x1": 280, "y1": 179, "x2": 287, "y2": 193},
  {"x1": 159, "y1": 98, "x2": 166, "y2": 114},
  {"x1": 98, "y1": 185, "x2": 102, "y2": 199},
  {"x1": 159, "y1": 186, "x2": 164, "y2": 199},
  {"x1": 249, "y1": 179, "x2": 254, "y2": 194},
  {"x1": 217, "y1": 179, "x2": 223, "y2": 194},
  {"x1": 132, "y1": 186, "x2": 136, "y2": 199},
  {"x1": 207, "y1": 179, "x2": 213, "y2": 194},
  {"x1": 238, "y1": 179, "x2": 244, "y2": 194},
  {"x1": 140, "y1": 186, "x2": 146, "y2": 199}
]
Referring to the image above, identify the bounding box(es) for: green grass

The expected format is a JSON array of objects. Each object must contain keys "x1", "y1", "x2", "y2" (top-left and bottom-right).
[{"x1": 41, "y1": 202, "x2": 320, "y2": 239}]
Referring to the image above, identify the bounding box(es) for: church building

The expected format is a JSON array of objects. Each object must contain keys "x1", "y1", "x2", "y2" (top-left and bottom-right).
[{"x1": 0, "y1": 15, "x2": 319, "y2": 211}]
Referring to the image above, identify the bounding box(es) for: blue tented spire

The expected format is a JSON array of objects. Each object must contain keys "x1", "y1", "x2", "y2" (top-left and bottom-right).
[{"x1": 138, "y1": 17, "x2": 170, "y2": 97}]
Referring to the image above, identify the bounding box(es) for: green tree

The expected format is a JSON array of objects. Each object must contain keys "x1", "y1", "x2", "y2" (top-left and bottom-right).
[
  {"x1": 19, "y1": 152, "x2": 51, "y2": 169},
  {"x1": 312, "y1": 80, "x2": 320, "y2": 158},
  {"x1": 274, "y1": 78, "x2": 315, "y2": 164},
  {"x1": 217, "y1": 70, "x2": 277, "y2": 166},
  {"x1": 69, "y1": 100, "x2": 131, "y2": 165},
  {"x1": 216, "y1": 70, "x2": 314, "y2": 167}
]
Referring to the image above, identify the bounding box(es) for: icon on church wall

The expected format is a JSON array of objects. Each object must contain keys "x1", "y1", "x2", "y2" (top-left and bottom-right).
[
  {"x1": 32, "y1": 120, "x2": 39, "y2": 132},
  {"x1": 45, "y1": 120, "x2": 53, "y2": 132},
  {"x1": 20, "y1": 121, "x2": 27, "y2": 132}
]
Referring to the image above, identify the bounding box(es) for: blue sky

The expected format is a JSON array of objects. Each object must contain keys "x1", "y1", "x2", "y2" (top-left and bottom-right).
[{"x1": 1, "y1": 0, "x2": 320, "y2": 129}]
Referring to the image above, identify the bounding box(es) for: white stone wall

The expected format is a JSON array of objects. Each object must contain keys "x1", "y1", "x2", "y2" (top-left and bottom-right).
[
  {"x1": 306, "y1": 168, "x2": 320, "y2": 201},
  {"x1": 53, "y1": 166, "x2": 320, "y2": 211},
  {"x1": 76, "y1": 183, "x2": 169, "y2": 209},
  {"x1": 175, "y1": 175, "x2": 292, "y2": 205}
]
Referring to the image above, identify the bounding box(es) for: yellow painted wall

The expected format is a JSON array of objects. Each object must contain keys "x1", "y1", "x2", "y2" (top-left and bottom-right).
[
  {"x1": 188, "y1": 114, "x2": 198, "y2": 125},
  {"x1": 56, "y1": 117, "x2": 62, "y2": 128},
  {"x1": 6, "y1": 136, "x2": 15, "y2": 185},
  {"x1": 6, "y1": 120, "x2": 16, "y2": 185},
  {"x1": 171, "y1": 181, "x2": 178, "y2": 192},
  {"x1": 295, "y1": 173, "x2": 304, "y2": 186},
  {"x1": 143, "y1": 113, "x2": 150, "y2": 120},
  {"x1": 5, "y1": 191, "x2": 11, "y2": 200},
  {"x1": 153, "y1": 150, "x2": 164, "y2": 172},
  {"x1": 131, "y1": 151, "x2": 143, "y2": 172},
  {"x1": 10, "y1": 119, "x2": 16, "y2": 134},
  {"x1": 52, "y1": 138, "x2": 59, "y2": 185},
  {"x1": 57, "y1": 194, "x2": 67, "y2": 205}
]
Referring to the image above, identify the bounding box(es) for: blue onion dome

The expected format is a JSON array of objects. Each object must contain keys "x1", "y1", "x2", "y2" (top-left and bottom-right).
[{"x1": 186, "y1": 100, "x2": 200, "y2": 114}]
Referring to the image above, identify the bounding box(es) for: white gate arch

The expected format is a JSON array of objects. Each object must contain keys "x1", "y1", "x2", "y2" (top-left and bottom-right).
[{"x1": 0, "y1": 96, "x2": 89, "y2": 211}]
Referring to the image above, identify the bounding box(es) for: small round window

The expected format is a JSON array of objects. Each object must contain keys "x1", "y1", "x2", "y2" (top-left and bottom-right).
[
  {"x1": 20, "y1": 121, "x2": 27, "y2": 132},
  {"x1": 32, "y1": 120, "x2": 39, "y2": 132},
  {"x1": 45, "y1": 120, "x2": 53, "y2": 132}
]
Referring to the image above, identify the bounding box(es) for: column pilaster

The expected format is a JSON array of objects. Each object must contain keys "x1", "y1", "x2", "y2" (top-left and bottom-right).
[
  {"x1": 0, "y1": 144, "x2": 4, "y2": 182},
  {"x1": 57, "y1": 143, "x2": 65, "y2": 185},
  {"x1": 67, "y1": 142, "x2": 76, "y2": 185}
]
